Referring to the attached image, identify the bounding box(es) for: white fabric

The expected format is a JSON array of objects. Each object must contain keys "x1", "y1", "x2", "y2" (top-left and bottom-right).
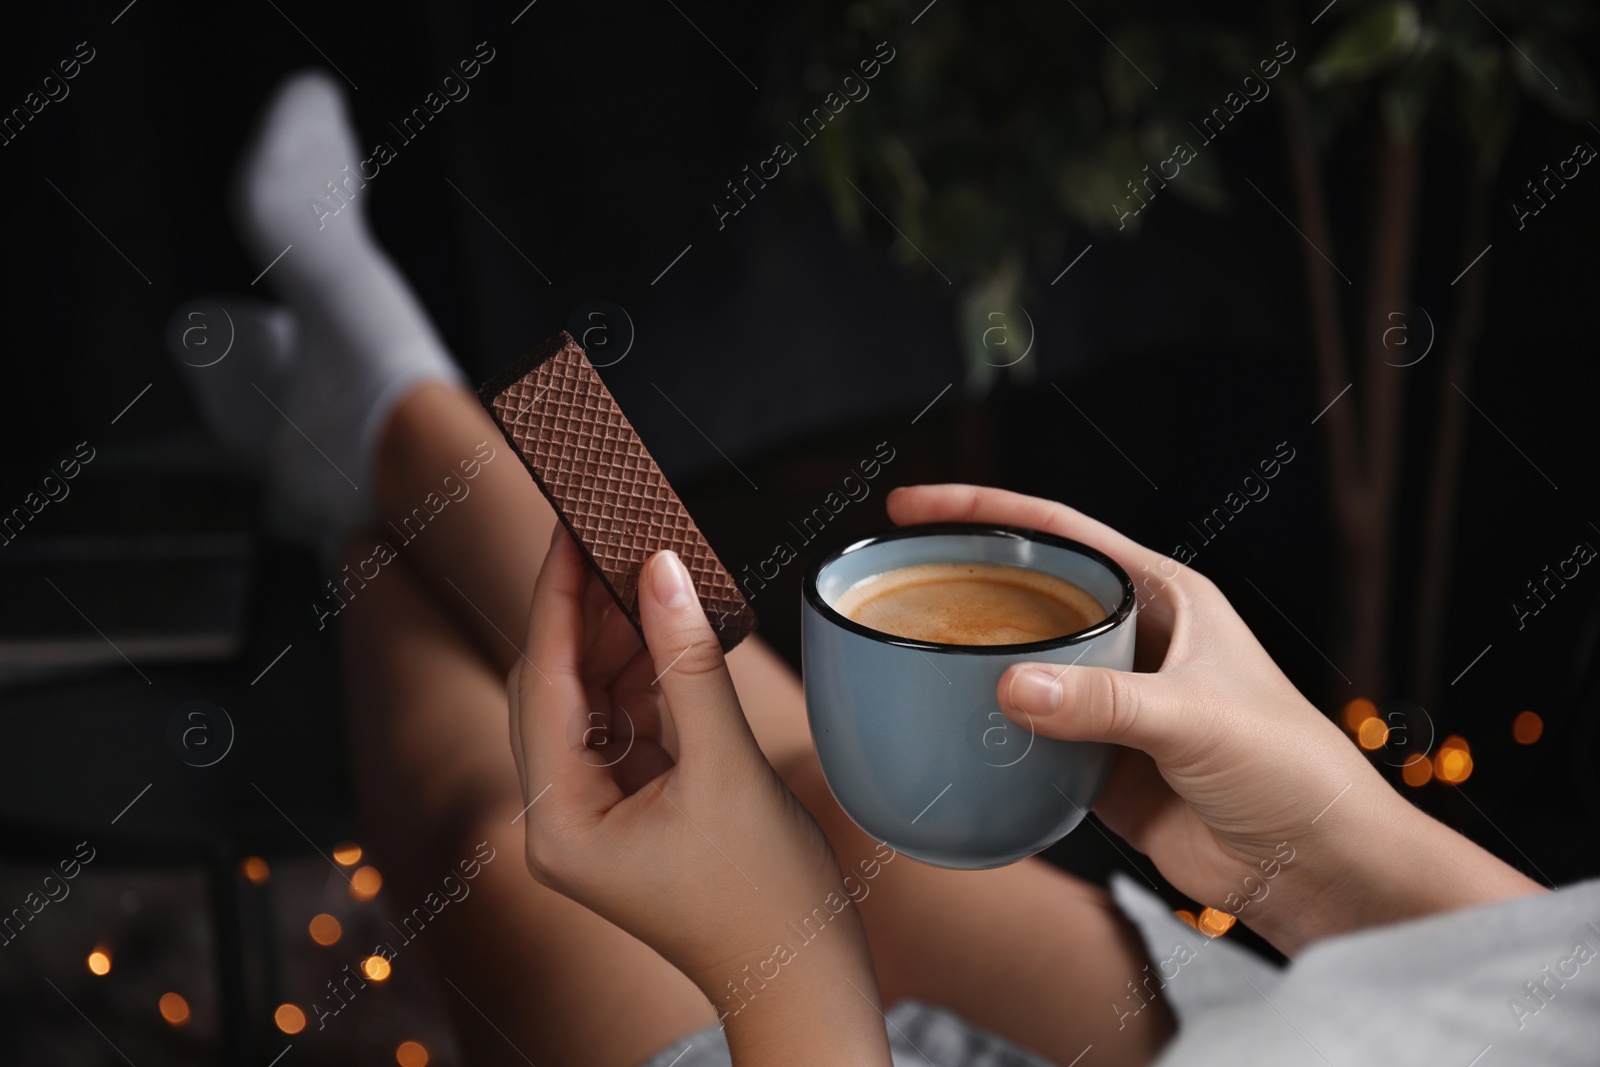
[
  {"x1": 226, "y1": 68, "x2": 462, "y2": 543},
  {"x1": 1111, "y1": 874, "x2": 1600, "y2": 1067}
]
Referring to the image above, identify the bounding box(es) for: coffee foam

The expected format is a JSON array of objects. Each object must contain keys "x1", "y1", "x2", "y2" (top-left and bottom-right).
[{"x1": 834, "y1": 561, "x2": 1106, "y2": 646}]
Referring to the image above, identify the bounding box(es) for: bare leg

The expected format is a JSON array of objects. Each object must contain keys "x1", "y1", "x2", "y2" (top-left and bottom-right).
[
  {"x1": 781, "y1": 756, "x2": 1172, "y2": 1063},
  {"x1": 356, "y1": 381, "x2": 1172, "y2": 1065},
  {"x1": 342, "y1": 550, "x2": 715, "y2": 1067},
  {"x1": 370, "y1": 382, "x2": 815, "y2": 760}
]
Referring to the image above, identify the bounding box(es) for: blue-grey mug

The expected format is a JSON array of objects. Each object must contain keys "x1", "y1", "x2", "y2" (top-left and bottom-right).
[{"x1": 801, "y1": 523, "x2": 1137, "y2": 869}]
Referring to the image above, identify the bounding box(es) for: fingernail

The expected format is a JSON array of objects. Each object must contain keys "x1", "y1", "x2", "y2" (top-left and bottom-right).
[
  {"x1": 1007, "y1": 668, "x2": 1062, "y2": 716},
  {"x1": 549, "y1": 523, "x2": 565, "y2": 547},
  {"x1": 649, "y1": 550, "x2": 696, "y2": 609}
]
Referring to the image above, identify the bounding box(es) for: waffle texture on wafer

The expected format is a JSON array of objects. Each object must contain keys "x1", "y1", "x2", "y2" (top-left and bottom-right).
[{"x1": 479, "y1": 331, "x2": 756, "y2": 652}]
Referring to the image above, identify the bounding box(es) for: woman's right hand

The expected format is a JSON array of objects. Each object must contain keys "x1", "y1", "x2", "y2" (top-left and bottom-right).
[{"x1": 888, "y1": 484, "x2": 1543, "y2": 955}]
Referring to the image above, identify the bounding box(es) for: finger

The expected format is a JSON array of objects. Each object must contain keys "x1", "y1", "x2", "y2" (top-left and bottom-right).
[
  {"x1": 579, "y1": 569, "x2": 618, "y2": 660},
  {"x1": 507, "y1": 659, "x2": 527, "y2": 792},
  {"x1": 885, "y1": 484, "x2": 1189, "y2": 631},
  {"x1": 611, "y1": 644, "x2": 661, "y2": 699},
  {"x1": 518, "y1": 526, "x2": 625, "y2": 822},
  {"x1": 996, "y1": 660, "x2": 1199, "y2": 766},
  {"x1": 636, "y1": 550, "x2": 756, "y2": 764},
  {"x1": 582, "y1": 590, "x2": 647, "y2": 686},
  {"x1": 610, "y1": 652, "x2": 675, "y2": 759}
]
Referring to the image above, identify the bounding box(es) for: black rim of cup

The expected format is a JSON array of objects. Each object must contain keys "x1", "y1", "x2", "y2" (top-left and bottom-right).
[{"x1": 803, "y1": 522, "x2": 1137, "y2": 656}]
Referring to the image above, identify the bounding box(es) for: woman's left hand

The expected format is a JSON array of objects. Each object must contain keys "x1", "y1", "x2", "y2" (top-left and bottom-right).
[{"x1": 508, "y1": 527, "x2": 876, "y2": 1014}]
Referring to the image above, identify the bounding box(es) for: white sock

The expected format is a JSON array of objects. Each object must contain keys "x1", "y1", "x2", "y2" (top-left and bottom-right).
[
  {"x1": 164, "y1": 297, "x2": 297, "y2": 461},
  {"x1": 229, "y1": 68, "x2": 464, "y2": 543}
]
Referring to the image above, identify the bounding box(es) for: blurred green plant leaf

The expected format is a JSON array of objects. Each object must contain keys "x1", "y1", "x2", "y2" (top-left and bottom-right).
[
  {"x1": 1382, "y1": 29, "x2": 1442, "y2": 139},
  {"x1": 1169, "y1": 145, "x2": 1229, "y2": 211},
  {"x1": 771, "y1": 0, "x2": 1594, "y2": 309},
  {"x1": 1455, "y1": 60, "x2": 1518, "y2": 165},
  {"x1": 877, "y1": 135, "x2": 931, "y2": 210},
  {"x1": 959, "y1": 252, "x2": 1027, "y2": 393},
  {"x1": 1443, "y1": 39, "x2": 1499, "y2": 92},
  {"x1": 1141, "y1": 116, "x2": 1227, "y2": 211},
  {"x1": 927, "y1": 182, "x2": 1008, "y2": 277},
  {"x1": 1103, "y1": 23, "x2": 1162, "y2": 118},
  {"x1": 1309, "y1": 2, "x2": 1422, "y2": 86},
  {"x1": 815, "y1": 128, "x2": 862, "y2": 236},
  {"x1": 1056, "y1": 131, "x2": 1145, "y2": 232}
]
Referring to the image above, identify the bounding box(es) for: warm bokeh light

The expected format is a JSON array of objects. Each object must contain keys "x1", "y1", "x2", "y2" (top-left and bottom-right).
[
  {"x1": 1512, "y1": 711, "x2": 1544, "y2": 745},
  {"x1": 396, "y1": 1040, "x2": 430, "y2": 1067},
  {"x1": 1341, "y1": 697, "x2": 1377, "y2": 733},
  {"x1": 350, "y1": 866, "x2": 383, "y2": 902},
  {"x1": 1401, "y1": 754, "x2": 1433, "y2": 787},
  {"x1": 1197, "y1": 907, "x2": 1237, "y2": 937},
  {"x1": 159, "y1": 992, "x2": 191, "y2": 1026},
  {"x1": 362, "y1": 954, "x2": 393, "y2": 982},
  {"x1": 1356, "y1": 716, "x2": 1389, "y2": 751},
  {"x1": 1173, "y1": 909, "x2": 1198, "y2": 930},
  {"x1": 240, "y1": 857, "x2": 270, "y2": 884},
  {"x1": 1439, "y1": 734, "x2": 1470, "y2": 752},
  {"x1": 308, "y1": 913, "x2": 342, "y2": 946},
  {"x1": 87, "y1": 946, "x2": 112, "y2": 976},
  {"x1": 1435, "y1": 743, "x2": 1474, "y2": 784},
  {"x1": 332, "y1": 842, "x2": 363, "y2": 866},
  {"x1": 275, "y1": 1003, "x2": 306, "y2": 1034}
]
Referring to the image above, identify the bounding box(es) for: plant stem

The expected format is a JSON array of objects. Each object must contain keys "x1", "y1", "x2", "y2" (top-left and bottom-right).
[
  {"x1": 1280, "y1": 76, "x2": 1357, "y2": 497},
  {"x1": 1280, "y1": 73, "x2": 1368, "y2": 698},
  {"x1": 1411, "y1": 160, "x2": 1496, "y2": 705},
  {"x1": 1350, "y1": 123, "x2": 1421, "y2": 697}
]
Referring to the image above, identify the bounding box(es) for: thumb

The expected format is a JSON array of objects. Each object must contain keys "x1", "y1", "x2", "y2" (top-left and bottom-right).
[
  {"x1": 637, "y1": 550, "x2": 757, "y2": 760},
  {"x1": 999, "y1": 662, "x2": 1187, "y2": 763}
]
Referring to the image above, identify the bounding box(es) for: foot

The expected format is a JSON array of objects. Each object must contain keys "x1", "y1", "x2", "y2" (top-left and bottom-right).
[
  {"x1": 231, "y1": 67, "x2": 371, "y2": 276},
  {"x1": 221, "y1": 68, "x2": 463, "y2": 548},
  {"x1": 164, "y1": 298, "x2": 297, "y2": 462}
]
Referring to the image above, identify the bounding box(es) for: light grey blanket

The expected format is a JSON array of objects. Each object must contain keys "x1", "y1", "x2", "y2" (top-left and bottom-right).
[
  {"x1": 641, "y1": 876, "x2": 1600, "y2": 1067},
  {"x1": 1112, "y1": 874, "x2": 1600, "y2": 1067}
]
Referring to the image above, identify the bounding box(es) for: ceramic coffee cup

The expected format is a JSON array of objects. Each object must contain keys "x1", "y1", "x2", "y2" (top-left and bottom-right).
[{"x1": 802, "y1": 523, "x2": 1137, "y2": 869}]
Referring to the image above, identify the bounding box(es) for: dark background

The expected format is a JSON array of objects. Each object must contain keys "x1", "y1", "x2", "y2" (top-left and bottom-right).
[{"x1": 1, "y1": 1, "x2": 1597, "y2": 1064}]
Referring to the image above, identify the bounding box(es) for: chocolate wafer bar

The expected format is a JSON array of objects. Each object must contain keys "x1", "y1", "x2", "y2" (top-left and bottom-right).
[{"x1": 479, "y1": 331, "x2": 756, "y2": 652}]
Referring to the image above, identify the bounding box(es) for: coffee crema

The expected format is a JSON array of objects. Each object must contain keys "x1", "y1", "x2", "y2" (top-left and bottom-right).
[{"x1": 834, "y1": 561, "x2": 1106, "y2": 646}]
